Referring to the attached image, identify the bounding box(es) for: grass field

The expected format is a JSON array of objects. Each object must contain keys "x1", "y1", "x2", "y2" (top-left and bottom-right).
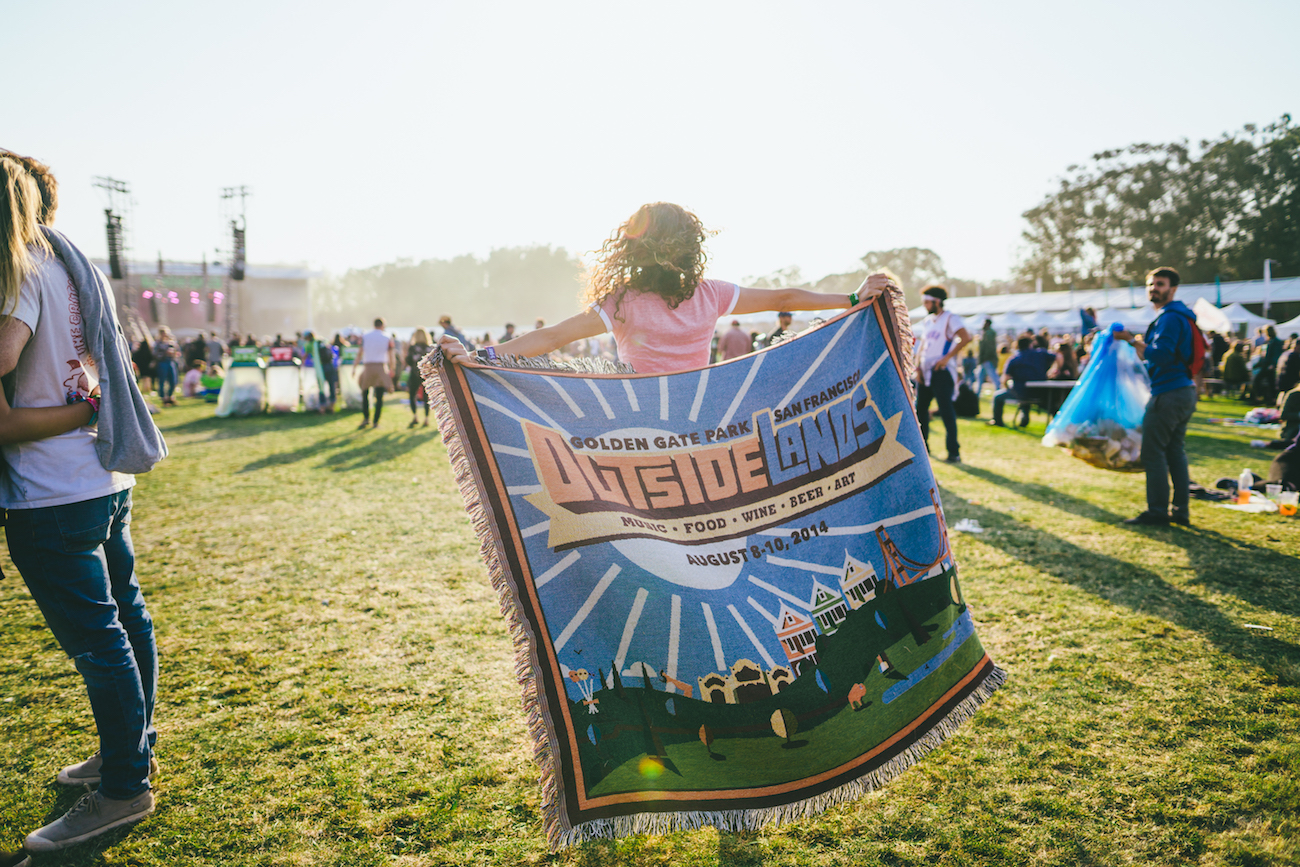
[{"x1": 1, "y1": 395, "x2": 1296, "y2": 866}]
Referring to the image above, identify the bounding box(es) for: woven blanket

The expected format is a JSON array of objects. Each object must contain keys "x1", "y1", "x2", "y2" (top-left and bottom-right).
[{"x1": 422, "y1": 293, "x2": 1004, "y2": 847}]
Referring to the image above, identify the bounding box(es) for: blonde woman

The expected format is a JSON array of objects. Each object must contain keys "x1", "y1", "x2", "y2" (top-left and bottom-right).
[
  {"x1": 0, "y1": 157, "x2": 95, "y2": 439},
  {"x1": 1, "y1": 155, "x2": 158, "y2": 853},
  {"x1": 405, "y1": 327, "x2": 433, "y2": 428}
]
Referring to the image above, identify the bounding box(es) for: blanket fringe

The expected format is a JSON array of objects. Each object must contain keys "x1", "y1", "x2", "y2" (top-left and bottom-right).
[
  {"x1": 877, "y1": 280, "x2": 917, "y2": 403},
  {"x1": 420, "y1": 351, "x2": 568, "y2": 843},
  {"x1": 426, "y1": 346, "x2": 634, "y2": 375}
]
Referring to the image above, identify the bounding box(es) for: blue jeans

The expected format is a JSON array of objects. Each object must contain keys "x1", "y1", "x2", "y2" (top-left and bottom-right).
[
  {"x1": 974, "y1": 361, "x2": 999, "y2": 394},
  {"x1": 7, "y1": 490, "x2": 156, "y2": 800},
  {"x1": 916, "y1": 368, "x2": 960, "y2": 460},
  {"x1": 991, "y1": 386, "x2": 1029, "y2": 425},
  {"x1": 156, "y1": 359, "x2": 178, "y2": 401},
  {"x1": 1141, "y1": 386, "x2": 1198, "y2": 516}
]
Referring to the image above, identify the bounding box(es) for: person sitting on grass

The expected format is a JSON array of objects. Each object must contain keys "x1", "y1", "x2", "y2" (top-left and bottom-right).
[
  {"x1": 1276, "y1": 336, "x2": 1299, "y2": 395},
  {"x1": 987, "y1": 335, "x2": 1054, "y2": 428},
  {"x1": 181, "y1": 359, "x2": 205, "y2": 398},
  {"x1": 437, "y1": 201, "x2": 895, "y2": 376}
]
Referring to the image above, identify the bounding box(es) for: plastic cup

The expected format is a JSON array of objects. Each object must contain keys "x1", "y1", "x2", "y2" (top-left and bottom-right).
[
  {"x1": 1265, "y1": 484, "x2": 1282, "y2": 500},
  {"x1": 1280, "y1": 491, "x2": 1298, "y2": 517}
]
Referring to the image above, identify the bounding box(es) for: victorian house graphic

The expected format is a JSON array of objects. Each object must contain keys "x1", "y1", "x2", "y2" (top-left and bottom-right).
[{"x1": 775, "y1": 550, "x2": 885, "y2": 675}]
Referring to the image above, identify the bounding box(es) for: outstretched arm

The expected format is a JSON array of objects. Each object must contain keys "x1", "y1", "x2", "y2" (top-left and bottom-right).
[
  {"x1": 732, "y1": 273, "x2": 895, "y2": 316},
  {"x1": 440, "y1": 309, "x2": 605, "y2": 364},
  {"x1": 0, "y1": 318, "x2": 94, "y2": 444}
]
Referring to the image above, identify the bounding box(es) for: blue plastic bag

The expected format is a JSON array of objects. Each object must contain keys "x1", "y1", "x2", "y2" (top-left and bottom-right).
[{"x1": 1042, "y1": 323, "x2": 1151, "y2": 471}]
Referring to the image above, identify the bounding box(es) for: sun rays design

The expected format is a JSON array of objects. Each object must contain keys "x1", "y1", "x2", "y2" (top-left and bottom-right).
[{"x1": 466, "y1": 313, "x2": 948, "y2": 704}]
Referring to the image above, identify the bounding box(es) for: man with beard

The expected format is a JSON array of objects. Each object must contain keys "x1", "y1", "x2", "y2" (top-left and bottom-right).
[
  {"x1": 1115, "y1": 267, "x2": 1199, "y2": 526},
  {"x1": 913, "y1": 286, "x2": 971, "y2": 463}
]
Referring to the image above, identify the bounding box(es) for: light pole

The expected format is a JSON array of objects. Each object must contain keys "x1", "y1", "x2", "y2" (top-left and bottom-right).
[{"x1": 1263, "y1": 259, "x2": 1279, "y2": 320}]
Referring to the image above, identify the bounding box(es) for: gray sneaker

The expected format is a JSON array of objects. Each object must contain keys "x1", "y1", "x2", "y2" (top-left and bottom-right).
[
  {"x1": 24, "y1": 788, "x2": 155, "y2": 852},
  {"x1": 58, "y1": 752, "x2": 159, "y2": 786}
]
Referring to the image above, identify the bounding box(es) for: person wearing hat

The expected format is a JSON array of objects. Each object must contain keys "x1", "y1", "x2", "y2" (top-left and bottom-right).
[
  {"x1": 765, "y1": 312, "x2": 794, "y2": 347},
  {"x1": 914, "y1": 285, "x2": 972, "y2": 463}
]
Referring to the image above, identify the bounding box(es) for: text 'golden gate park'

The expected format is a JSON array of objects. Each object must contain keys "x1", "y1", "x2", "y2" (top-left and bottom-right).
[{"x1": 519, "y1": 373, "x2": 916, "y2": 550}]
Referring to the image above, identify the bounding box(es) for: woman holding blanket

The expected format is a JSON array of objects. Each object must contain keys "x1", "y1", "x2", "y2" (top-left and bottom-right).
[{"x1": 440, "y1": 202, "x2": 897, "y2": 372}]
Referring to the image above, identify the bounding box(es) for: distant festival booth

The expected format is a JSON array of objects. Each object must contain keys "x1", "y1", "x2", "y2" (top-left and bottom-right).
[
  {"x1": 215, "y1": 346, "x2": 267, "y2": 417},
  {"x1": 422, "y1": 290, "x2": 1004, "y2": 848},
  {"x1": 338, "y1": 345, "x2": 364, "y2": 409},
  {"x1": 266, "y1": 346, "x2": 302, "y2": 412}
]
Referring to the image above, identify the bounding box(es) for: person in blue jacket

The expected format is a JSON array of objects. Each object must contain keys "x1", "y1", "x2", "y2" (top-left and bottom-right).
[{"x1": 1114, "y1": 267, "x2": 1198, "y2": 526}]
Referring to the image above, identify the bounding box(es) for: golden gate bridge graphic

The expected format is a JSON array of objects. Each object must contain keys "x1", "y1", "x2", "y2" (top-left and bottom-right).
[{"x1": 875, "y1": 489, "x2": 954, "y2": 589}]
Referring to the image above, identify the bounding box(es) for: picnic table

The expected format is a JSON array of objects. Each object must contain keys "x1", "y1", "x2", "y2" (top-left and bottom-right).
[{"x1": 1024, "y1": 380, "x2": 1076, "y2": 418}]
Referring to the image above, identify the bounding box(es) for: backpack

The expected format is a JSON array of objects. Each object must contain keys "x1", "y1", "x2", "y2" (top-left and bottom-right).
[
  {"x1": 1149, "y1": 308, "x2": 1209, "y2": 382},
  {"x1": 1185, "y1": 319, "x2": 1209, "y2": 381}
]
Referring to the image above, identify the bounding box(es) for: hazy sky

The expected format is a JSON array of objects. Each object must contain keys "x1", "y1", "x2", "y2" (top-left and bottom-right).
[{"x1": 5, "y1": 0, "x2": 1297, "y2": 287}]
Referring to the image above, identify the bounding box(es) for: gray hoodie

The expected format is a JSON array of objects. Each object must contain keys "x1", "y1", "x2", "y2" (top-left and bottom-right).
[{"x1": 41, "y1": 227, "x2": 168, "y2": 474}]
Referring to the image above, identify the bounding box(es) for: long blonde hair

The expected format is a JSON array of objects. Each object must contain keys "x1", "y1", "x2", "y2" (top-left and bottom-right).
[{"x1": 0, "y1": 156, "x2": 50, "y2": 319}]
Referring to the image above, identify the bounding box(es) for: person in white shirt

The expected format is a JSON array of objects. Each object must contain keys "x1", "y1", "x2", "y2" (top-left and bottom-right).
[
  {"x1": 1, "y1": 154, "x2": 157, "y2": 854},
  {"x1": 354, "y1": 317, "x2": 395, "y2": 429},
  {"x1": 914, "y1": 285, "x2": 972, "y2": 463}
]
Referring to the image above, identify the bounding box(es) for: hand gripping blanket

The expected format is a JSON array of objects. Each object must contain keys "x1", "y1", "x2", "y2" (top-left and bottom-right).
[{"x1": 422, "y1": 293, "x2": 1004, "y2": 847}]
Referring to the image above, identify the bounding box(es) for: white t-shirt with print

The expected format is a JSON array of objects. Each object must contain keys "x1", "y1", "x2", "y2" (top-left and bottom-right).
[
  {"x1": 0, "y1": 251, "x2": 134, "y2": 510},
  {"x1": 914, "y1": 310, "x2": 966, "y2": 387}
]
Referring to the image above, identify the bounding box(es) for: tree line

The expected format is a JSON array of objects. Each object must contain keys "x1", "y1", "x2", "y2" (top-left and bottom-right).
[
  {"x1": 312, "y1": 245, "x2": 584, "y2": 332},
  {"x1": 1018, "y1": 115, "x2": 1298, "y2": 290},
  {"x1": 314, "y1": 116, "x2": 1297, "y2": 326}
]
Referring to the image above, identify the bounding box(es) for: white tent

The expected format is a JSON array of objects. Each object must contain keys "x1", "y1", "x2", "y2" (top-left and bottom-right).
[
  {"x1": 1096, "y1": 306, "x2": 1157, "y2": 330},
  {"x1": 1276, "y1": 314, "x2": 1300, "y2": 337},
  {"x1": 1019, "y1": 309, "x2": 1062, "y2": 331},
  {"x1": 1219, "y1": 302, "x2": 1275, "y2": 331},
  {"x1": 989, "y1": 311, "x2": 1031, "y2": 333},
  {"x1": 1193, "y1": 298, "x2": 1233, "y2": 334},
  {"x1": 1049, "y1": 310, "x2": 1086, "y2": 332}
]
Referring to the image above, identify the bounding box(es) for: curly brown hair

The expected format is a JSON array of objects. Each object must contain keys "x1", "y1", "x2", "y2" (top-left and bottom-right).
[
  {"x1": 582, "y1": 203, "x2": 713, "y2": 321},
  {"x1": 0, "y1": 149, "x2": 57, "y2": 224}
]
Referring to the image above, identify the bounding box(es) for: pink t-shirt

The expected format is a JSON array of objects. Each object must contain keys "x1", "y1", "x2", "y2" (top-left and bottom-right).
[{"x1": 594, "y1": 279, "x2": 739, "y2": 374}]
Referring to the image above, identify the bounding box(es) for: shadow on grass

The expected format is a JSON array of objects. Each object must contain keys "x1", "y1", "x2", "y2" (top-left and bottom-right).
[
  {"x1": 949, "y1": 463, "x2": 1129, "y2": 525},
  {"x1": 941, "y1": 490, "x2": 1300, "y2": 684},
  {"x1": 160, "y1": 409, "x2": 347, "y2": 442},
  {"x1": 1165, "y1": 526, "x2": 1300, "y2": 620},
  {"x1": 949, "y1": 463, "x2": 1300, "y2": 619},
  {"x1": 319, "y1": 430, "x2": 440, "y2": 472},
  {"x1": 237, "y1": 431, "x2": 360, "y2": 474}
]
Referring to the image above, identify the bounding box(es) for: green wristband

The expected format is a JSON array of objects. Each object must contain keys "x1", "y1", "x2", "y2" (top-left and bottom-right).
[{"x1": 848, "y1": 292, "x2": 860, "y2": 306}]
